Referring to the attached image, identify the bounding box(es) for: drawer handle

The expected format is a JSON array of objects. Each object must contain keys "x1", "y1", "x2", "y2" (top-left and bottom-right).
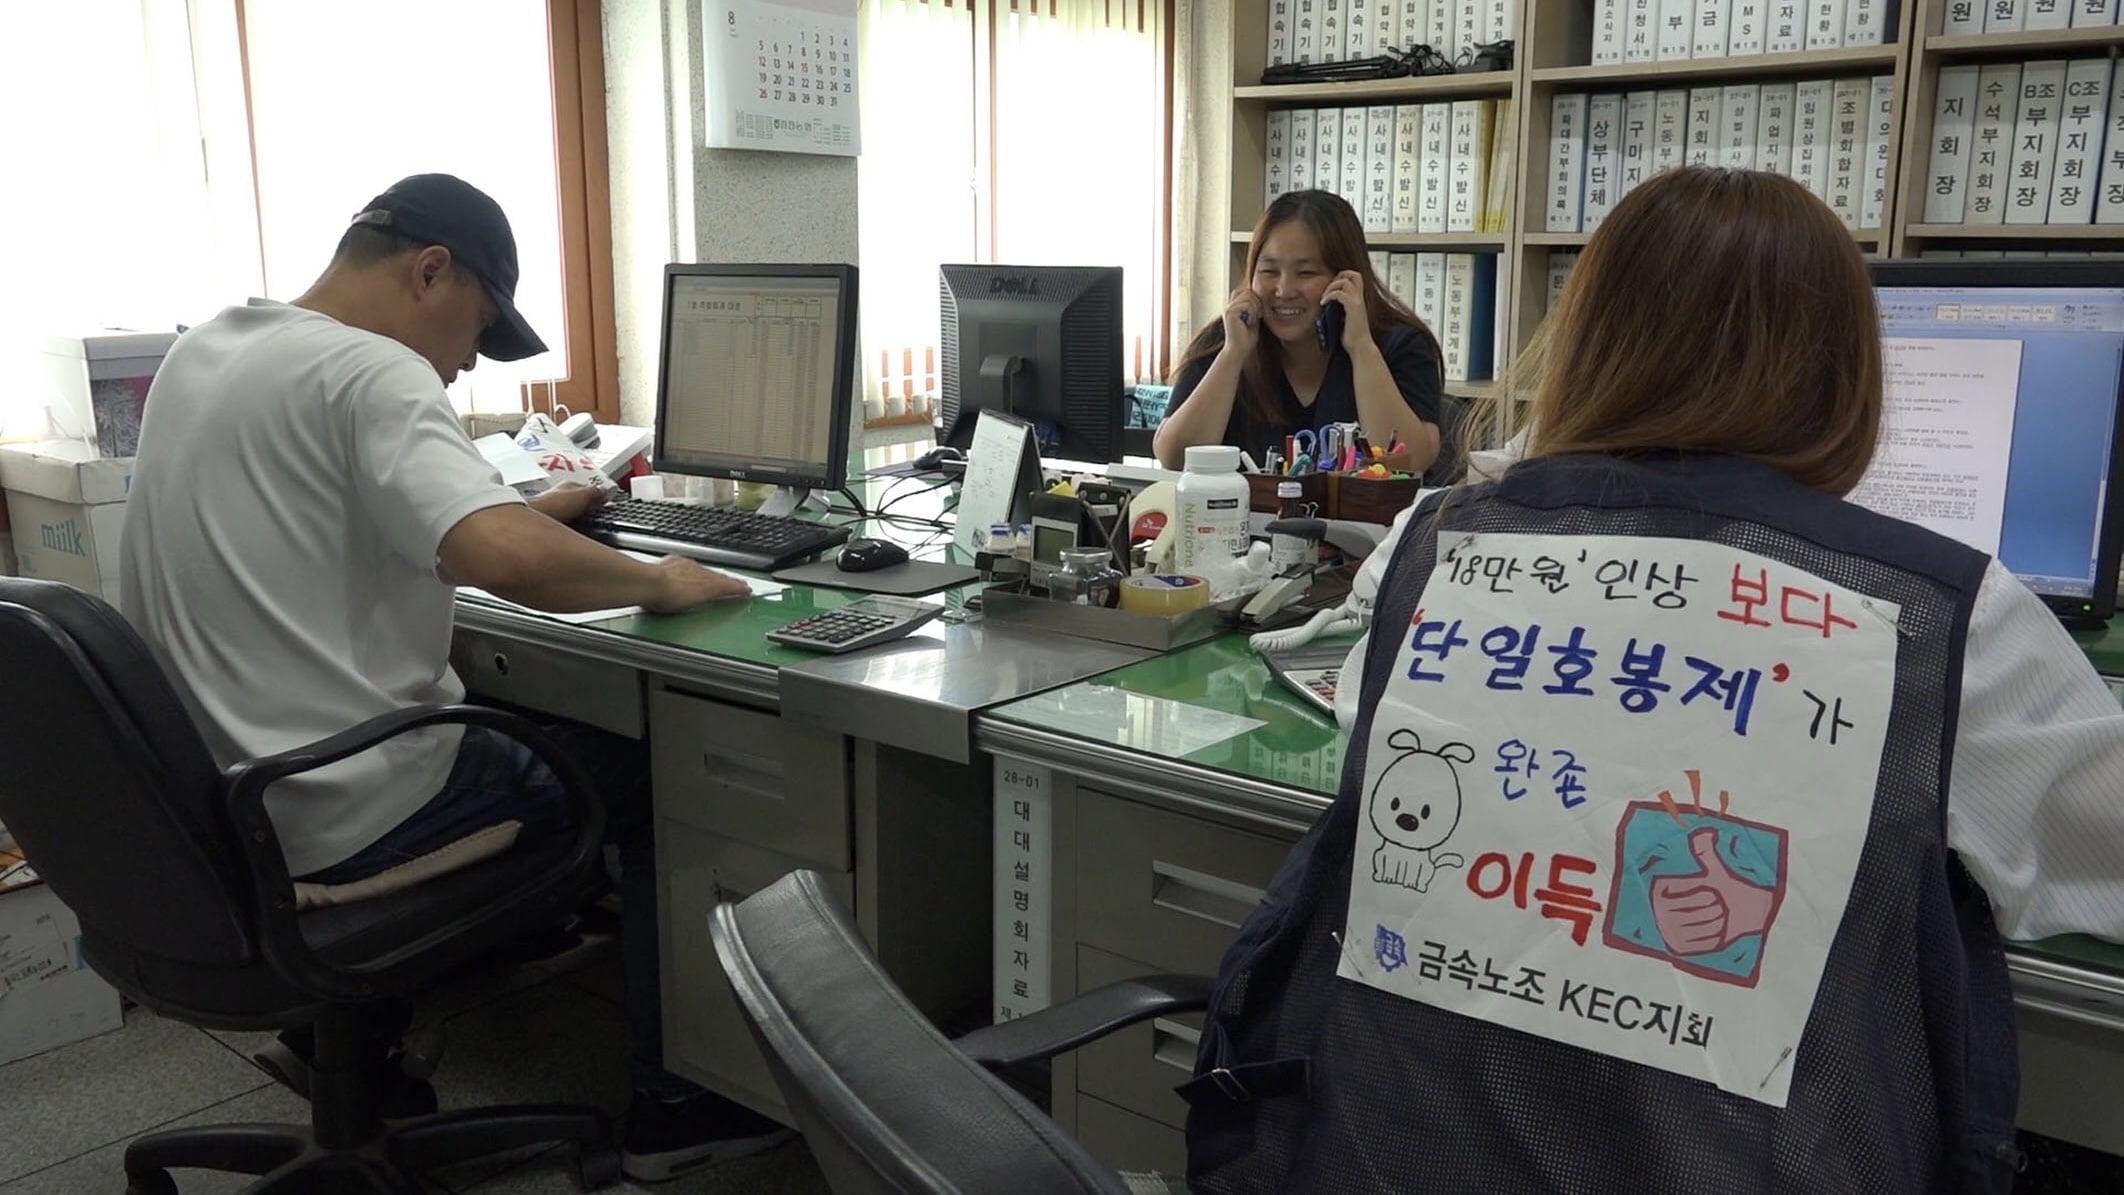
[
  {"x1": 1149, "y1": 861, "x2": 1264, "y2": 931},
  {"x1": 1151, "y1": 1018, "x2": 1200, "y2": 1073},
  {"x1": 492, "y1": 652, "x2": 510, "y2": 676}
]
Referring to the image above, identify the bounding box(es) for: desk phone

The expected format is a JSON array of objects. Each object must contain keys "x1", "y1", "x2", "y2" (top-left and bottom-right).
[{"x1": 768, "y1": 596, "x2": 941, "y2": 654}]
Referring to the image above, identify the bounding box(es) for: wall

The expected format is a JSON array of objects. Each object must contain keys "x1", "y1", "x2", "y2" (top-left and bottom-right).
[
  {"x1": 1174, "y1": 0, "x2": 1231, "y2": 350},
  {"x1": 603, "y1": 0, "x2": 861, "y2": 428}
]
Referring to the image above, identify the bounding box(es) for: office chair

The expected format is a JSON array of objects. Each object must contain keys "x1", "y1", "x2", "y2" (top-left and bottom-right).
[
  {"x1": 710, "y1": 869, "x2": 1211, "y2": 1195},
  {"x1": 0, "y1": 578, "x2": 619, "y2": 1193}
]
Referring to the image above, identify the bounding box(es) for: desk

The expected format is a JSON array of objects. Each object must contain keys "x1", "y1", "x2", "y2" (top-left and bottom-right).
[{"x1": 976, "y1": 633, "x2": 2124, "y2": 1173}]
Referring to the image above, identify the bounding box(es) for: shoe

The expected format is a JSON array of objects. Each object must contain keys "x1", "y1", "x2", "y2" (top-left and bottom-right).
[{"x1": 621, "y1": 1088, "x2": 796, "y2": 1182}]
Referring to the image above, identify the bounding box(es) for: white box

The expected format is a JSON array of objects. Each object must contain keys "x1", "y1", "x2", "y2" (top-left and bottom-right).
[
  {"x1": 0, "y1": 859, "x2": 126, "y2": 1066},
  {"x1": 33, "y1": 332, "x2": 178, "y2": 457},
  {"x1": 0, "y1": 441, "x2": 134, "y2": 604}
]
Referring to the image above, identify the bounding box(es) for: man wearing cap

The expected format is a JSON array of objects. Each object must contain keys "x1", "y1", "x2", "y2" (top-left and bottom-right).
[{"x1": 120, "y1": 174, "x2": 789, "y2": 1180}]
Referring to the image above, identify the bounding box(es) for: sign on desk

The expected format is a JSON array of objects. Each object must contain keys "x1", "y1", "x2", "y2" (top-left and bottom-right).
[{"x1": 993, "y1": 759, "x2": 1053, "y2": 1023}]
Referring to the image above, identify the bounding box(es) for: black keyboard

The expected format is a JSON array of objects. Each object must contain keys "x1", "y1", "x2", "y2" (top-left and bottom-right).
[{"x1": 580, "y1": 498, "x2": 850, "y2": 571}]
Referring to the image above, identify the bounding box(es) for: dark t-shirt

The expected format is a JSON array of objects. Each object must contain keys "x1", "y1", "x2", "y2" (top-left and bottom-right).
[{"x1": 1167, "y1": 322, "x2": 1445, "y2": 467}]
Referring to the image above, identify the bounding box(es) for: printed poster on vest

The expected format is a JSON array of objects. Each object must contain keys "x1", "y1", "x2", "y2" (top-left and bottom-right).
[{"x1": 1339, "y1": 530, "x2": 1901, "y2": 1107}]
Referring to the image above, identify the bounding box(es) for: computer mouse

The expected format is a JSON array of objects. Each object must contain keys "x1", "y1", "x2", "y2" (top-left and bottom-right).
[
  {"x1": 837, "y1": 538, "x2": 910, "y2": 573},
  {"x1": 914, "y1": 447, "x2": 965, "y2": 473}
]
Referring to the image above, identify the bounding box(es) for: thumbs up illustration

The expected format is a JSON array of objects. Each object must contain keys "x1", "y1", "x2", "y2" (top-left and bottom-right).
[{"x1": 1650, "y1": 828, "x2": 1777, "y2": 956}]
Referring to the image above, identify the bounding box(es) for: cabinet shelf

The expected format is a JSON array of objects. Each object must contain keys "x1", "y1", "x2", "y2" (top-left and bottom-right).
[
  {"x1": 1233, "y1": 73, "x2": 1514, "y2": 104},
  {"x1": 1231, "y1": 230, "x2": 1508, "y2": 248},
  {"x1": 1925, "y1": 27, "x2": 2124, "y2": 57},
  {"x1": 1905, "y1": 224, "x2": 2124, "y2": 241},
  {"x1": 1529, "y1": 45, "x2": 1899, "y2": 87}
]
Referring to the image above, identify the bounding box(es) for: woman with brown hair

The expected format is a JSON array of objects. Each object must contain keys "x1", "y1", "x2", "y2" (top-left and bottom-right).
[
  {"x1": 1153, "y1": 189, "x2": 1445, "y2": 475},
  {"x1": 1186, "y1": 167, "x2": 2124, "y2": 1193}
]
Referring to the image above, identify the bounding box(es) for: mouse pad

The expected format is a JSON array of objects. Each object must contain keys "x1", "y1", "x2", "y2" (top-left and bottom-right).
[{"x1": 771, "y1": 558, "x2": 982, "y2": 597}]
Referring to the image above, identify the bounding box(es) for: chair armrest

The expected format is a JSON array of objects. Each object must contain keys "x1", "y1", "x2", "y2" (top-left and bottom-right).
[
  {"x1": 223, "y1": 703, "x2": 606, "y2": 1003},
  {"x1": 951, "y1": 973, "x2": 1213, "y2": 1068}
]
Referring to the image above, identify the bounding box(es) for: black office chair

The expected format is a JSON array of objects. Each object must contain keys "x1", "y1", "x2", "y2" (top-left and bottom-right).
[
  {"x1": 710, "y1": 869, "x2": 1210, "y2": 1194},
  {"x1": 0, "y1": 578, "x2": 620, "y2": 1193}
]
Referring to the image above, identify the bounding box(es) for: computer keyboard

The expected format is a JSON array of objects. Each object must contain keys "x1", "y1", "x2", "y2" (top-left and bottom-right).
[{"x1": 579, "y1": 498, "x2": 851, "y2": 571}]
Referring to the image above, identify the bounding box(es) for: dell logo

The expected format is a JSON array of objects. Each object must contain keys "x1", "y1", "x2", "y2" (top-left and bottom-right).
[{"x1": 989, "y1": 275, "x2": 1041, "y2": 296}]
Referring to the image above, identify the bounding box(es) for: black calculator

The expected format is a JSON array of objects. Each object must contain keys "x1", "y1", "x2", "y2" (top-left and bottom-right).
[{"x1": 767, "y1": 596, "x2": 942, "y2": 654}]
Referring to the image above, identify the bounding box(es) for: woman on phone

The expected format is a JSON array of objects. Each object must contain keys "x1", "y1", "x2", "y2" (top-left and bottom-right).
[{"x1": 1153, "y1": 190, "x2": 1445, "y2": 475}]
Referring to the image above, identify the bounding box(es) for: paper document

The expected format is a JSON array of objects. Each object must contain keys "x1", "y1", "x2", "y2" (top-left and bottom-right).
[
  {"x1": 460, "y1": 551, "x2": 786, "y2": 624},
  {"x1": 1848, "y1": 337, "x2": 2022, "y2": 556}
]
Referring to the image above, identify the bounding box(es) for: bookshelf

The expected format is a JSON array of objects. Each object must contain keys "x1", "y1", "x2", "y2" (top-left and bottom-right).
[{"x1": 1220, "y1": 0, "x2": 1921, "y2": 443}]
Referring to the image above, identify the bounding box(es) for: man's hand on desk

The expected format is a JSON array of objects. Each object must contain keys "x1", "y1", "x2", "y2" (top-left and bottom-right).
[
  {"x1": 645, "y1": 556, "x2": 752, "y2": 612},
  {"x1": 528, "y1": 484, "x2": 611, "y2": 524}
]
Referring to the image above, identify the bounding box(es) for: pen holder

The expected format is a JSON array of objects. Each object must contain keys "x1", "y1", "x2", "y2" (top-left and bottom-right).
[
  {"x1": 1330, "y1": 473, "x2": 1423, "y2": 525},
  {"x1": 1245, "y1": 470, "x2": 1330, "y2": 515}
]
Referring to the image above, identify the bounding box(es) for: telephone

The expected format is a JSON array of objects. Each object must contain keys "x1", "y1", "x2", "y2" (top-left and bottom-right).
[{"x1": 1316, "y1": 297, "x2": 1347, "y2": 354}]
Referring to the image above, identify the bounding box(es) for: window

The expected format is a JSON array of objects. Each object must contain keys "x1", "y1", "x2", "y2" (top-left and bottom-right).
[
  {"x1": 0, "y1": 0, "x2": 617, "y2": 436},
  {"x1": 856, "y1": 0, "x2": 1173, "y2": 418}
]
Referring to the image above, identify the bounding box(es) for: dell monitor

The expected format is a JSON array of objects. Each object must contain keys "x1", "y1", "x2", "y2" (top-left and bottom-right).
[
  {"x1": 654, "y1": 263, "x2": 857, "y2": 516},
  {"x1": 938, "y1": 264, "x2": 1125, "y2": 462},
  {"x1": 1866, "y1": 259, "x2": 2124, "y2": 626}
]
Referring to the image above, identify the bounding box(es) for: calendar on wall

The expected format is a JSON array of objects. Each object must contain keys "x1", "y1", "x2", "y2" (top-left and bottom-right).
[{"x1": 701, "y1": 0, "x2": 860, "y2": 157}]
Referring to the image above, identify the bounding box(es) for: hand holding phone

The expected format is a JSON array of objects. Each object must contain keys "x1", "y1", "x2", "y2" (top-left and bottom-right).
[{"x1": 1316, "y1": 298, "x2": 1346, "y2": 354}]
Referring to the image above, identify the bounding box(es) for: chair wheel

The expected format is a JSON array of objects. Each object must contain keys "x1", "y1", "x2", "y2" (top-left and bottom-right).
[
  {"x1": 575, "y1": 1140, "x2": 622, "y2": 1191},
  {"x1": 126, "y1": 1171, "x2": 179, "y2": 1195}
]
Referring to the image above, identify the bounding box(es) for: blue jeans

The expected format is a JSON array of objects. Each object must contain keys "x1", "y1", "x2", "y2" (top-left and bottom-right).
[{"x1": 300, "y1": 722, "x2": 693, "y2": 1098}]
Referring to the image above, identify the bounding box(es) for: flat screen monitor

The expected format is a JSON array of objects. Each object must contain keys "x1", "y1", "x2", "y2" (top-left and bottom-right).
[
  {"x1": 653, "y1": 263, "x2": 857, "y2": 495},
  {"x1": 938, "y1": 264, "x2": 1124, "y2": 463},
  {"x1": 1867, "y1": 259, "x2": 2124, "y2": 625}
]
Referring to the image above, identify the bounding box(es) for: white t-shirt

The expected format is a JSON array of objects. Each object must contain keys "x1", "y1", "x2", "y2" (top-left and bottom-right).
[{"x1": 119, "y1": 300, "x2": 523, "y2": 877}]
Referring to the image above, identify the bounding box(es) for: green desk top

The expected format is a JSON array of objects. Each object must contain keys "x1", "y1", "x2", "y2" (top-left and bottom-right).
[{"x1": 2076, "y1": 621, "x2": 2124, "y2": 677}]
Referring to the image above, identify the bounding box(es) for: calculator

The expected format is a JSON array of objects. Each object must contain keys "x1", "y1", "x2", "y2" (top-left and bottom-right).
[
  {"x1": 1262, "y1": 643, "x2": 1352, "y2": 717},
  {"x1": 767, "y1": 596, "x2": 942, "y2": 654}
]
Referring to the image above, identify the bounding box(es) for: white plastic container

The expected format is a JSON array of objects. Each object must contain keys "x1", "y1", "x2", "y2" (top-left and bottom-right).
[{"x1": 1175, "y1": 444, "x2": 1251, "y2": 573}]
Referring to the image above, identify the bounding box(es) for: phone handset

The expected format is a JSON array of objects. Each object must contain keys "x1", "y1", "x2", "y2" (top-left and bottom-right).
[{"x1": 1316, "y1": 298, "x2": 1347, "y2": 354}]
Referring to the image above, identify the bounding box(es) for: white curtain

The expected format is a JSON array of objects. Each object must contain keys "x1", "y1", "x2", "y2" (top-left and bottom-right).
[{"x1": 856, "y1": 0, "x2": 1171, "y2": 417}]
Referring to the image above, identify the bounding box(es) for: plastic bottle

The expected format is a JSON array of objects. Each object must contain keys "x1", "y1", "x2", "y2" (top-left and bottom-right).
[
  {"x1": 1175, "y1": 444, "x2": 1251, "y2": 573},
  {"x1": 1270, "y1": 480, "x2": 1311, "y2": 575}
]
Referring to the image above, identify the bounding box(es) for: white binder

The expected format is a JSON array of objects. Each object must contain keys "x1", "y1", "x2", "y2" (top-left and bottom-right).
[
  {"x1": 1547, "y1": 92, "x2": 1589, "y2": 233},
  {"x1": 1720, "y1": 84, "x2": 1761, "y2": 170},
  {"x1": 2047, "y1": 58, "x2": 2113, "y2": 225},
  {"x1": 1584, "y1": 95, "x2": 1625, "y2": 231},
  {"x1": 2004, "y1": 60, "x2": 2068, "y2": 225},
  {"x1": 1392, "y1": 105, "x2": 1424, "y2": 234},
  {"x1": 1792, "y1": 78, "x2": 1836, "y2": 203},
  {"x1": 1921, "y1": 66, "x2": 1982, "y2": 224},
  {"x1": 1756, "y1": 82, "x2": 1798, "y2": 177},
  {"x1": 1966, "y1": 64, "x2": 2024, "y2": 225}
]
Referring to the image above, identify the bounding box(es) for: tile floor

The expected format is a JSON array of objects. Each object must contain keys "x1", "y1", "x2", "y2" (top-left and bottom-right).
[{"x1": 0, "y1": 935, "x2": 829, "y2": 1194}]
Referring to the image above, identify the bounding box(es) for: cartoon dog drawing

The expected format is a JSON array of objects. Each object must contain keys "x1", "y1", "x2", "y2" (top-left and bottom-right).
[{"x1": 1367, "y1": 730, "x2": 1475, "y2": 893}]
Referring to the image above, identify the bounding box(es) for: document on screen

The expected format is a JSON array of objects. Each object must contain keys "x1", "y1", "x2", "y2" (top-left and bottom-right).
[{"x1": 1848, "y1": 336, "x2": 2023, "y2": 556}]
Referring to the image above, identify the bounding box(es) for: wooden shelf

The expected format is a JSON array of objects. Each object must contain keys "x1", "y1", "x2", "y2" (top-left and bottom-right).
[
  {"x1": 1529, "y1": 45, "x2": 1899, "y2": 86},
  {"x1": 1926, "y1": 27, "x2": 2124, "y2": 57},
  {"x1": 1449, "y1": 379, "x2": 1500, "y2": 399},
  {"x1": 1232, "y1": 72, "x2": 1514, "y2": 104},
  {"x1": 1525, "y1": 228, "x2": 1881, "y2": 246},
  {"x1": 1232, "y1": 230, "x2": 1507, "y2": 248},
  {"x1": 1906, "y1": 224, "x2": 2124, "y2": 240}
]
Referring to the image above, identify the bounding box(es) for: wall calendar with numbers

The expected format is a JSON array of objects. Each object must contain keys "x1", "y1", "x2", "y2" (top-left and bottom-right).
[{"x1": 702, "y1": 0, "x2": 860, "y2": 156}]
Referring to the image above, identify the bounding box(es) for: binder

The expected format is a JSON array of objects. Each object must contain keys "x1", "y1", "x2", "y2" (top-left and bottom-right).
[
  {"x1": 1546, "y1": 251, "x2": 1578, "y2": 315},
  {"x1": 1270, "y1": 0, "x2": 1296, "y2": 66},
  {"x1": 1658, "y1": 0, "x2": 1695, "y2": 60},
  {"x1": 1374, "y1": 0, "x2": 1404, "y2": 54},
  {"x1": 1392, "y1": 105, "x2": 1424, "y2": 234},
  {"x1": 1827, "y1": 77, "x2": 1870, "y2": 229},
  {"x1": 1986, "y1": 0, "x2": 2025, "y2": 31},
  {"x1": 1318, "y1": 108, "x2": 1346, "y2": 194},
  {"x1": 1686, "y1": 86, "x2": 1722, "y2": 166},
  {"x1": 1486, "y1": 0, "x2": 1519, "y2": 46},
  {"x1": 1653, "y1": 89, "x2": 1691, "y2": 176},
  {"x1": 2024, "y1": 0, "x2": 2072, "y2": 29},
  {"x1": 1695, "y1": 0, "x2": 1732, "y2": 58},
  {"x1": 1415, "y1": 252, "x2": 1449, "y2": 339},
  {"x1": 1447, "y1": 99, "x2": 1496, "y2": 233},
  {"x1": 1456, "y1": 0, "x2": 1485, "y2": 59},
  {"x1": 1482, "y1": 99, "x2": 1517, "y2": 233},
  {"x1": 1941, "y1": 0, "x2": 1984, "y2": 32},
  {"x1": 1346, "y1": 0, "x2": 1374, "y2": 60},
  {"x1": 1792, "y1": 79, "x2": 1835, "y2": 202},
  {"x1": 1622, "y1": 91, "x2": 1658, "y2": 196},
  {"x1": 1340, "y1": 106, "x2": 1369, "y2": 208},
  {"x1": 1322, "y1": 0, "x2": 1347, "y2": 60},
  {"x1": 1548, "y1": 92, "x2": 1590, "y2": 233},
  {"x1": 2096, "y1": 66, "x2": 2124, "y2": 224},
  {"x1": 1843, "y1": 0, "x2": 1886, "y2": 46},
  {"x1": 1729, "y1": 0, "x2": 1766, "y2": 55},
  {"x1": 1364, "y1": 105, "x2": 1398, "y2": 233},
  {"x1": 1767, "y1": 0, "x2": 1806, "y2": 52},
  {"x1": 1595, "y1": 0, "x2": 1628, "y2": 63},
  {"x1": 1861, "y1": 74, "x2": 1896, "y2": 231},
  {"x1": 1397, "y1": 0, "x2": 1426, "y2": 49},
  {"x1": 2048, "y1": 58, "x2": 2112, "y2": 224},
  {"x1": 1291, "y1": 106, "x2": 1319, "y2": 192},
  {"x1": 1922, "y1": 66, "x2": 1982, "y2": 224},
  {"x1": 1584, "y1": 95, "x2": 1625, "y2": 231},
  {"x1": 1756, "y1": 82, "x2": 1797, "y2": 177},
  {"x1": 1294, "y1": 0, "x2": 1320, "y2": 63},
  {"x1": 1389, "y1": 252, "x2": 1419, "y2": 314},
  {"x1": 2071, "y1": 0, "x2": 2119, "y2": 26},
  {"x1": 1720, "y1": 84, "x2": 1761, "y2": 170},
  {"x1": 1266, "y1": 110, "x2": 1295, "y2": 207},
  {"x1": 1806, "y1": 0, "x2": 1845, "y2": 48},
  {"x1": 1426, "y1": 0, "x2": 1455, "y2": 57},
  {"x1": 1966, "y1": 64, "x2": 2024, "y2": 225},
  {"x1": 1442, "y1": 254, "x2": 1498, "y2": 381},
  {"x1": 1627, "y1": 0, "x2": 1660, "y2": 62},
  {"x1": 1420, "y1": 105, "x2": 1454, "y2": 233},
  {"x1": 2004, "y1": 60, "x2": 2068, "y2": 225},
  {"x1": 1370, "y1": 250, "x2": 1391, "y2": 279}
]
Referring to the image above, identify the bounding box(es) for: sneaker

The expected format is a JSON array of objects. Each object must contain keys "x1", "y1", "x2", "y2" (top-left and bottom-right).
[{"x1": 621, "y1": 1088, "x2": 796, "y2": 1182}]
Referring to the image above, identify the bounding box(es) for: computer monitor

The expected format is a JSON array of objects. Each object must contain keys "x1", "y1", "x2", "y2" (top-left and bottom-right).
[
  {"x1": 1867, "y1": 260, "x2": 2124, "y2": 626},
  {"x1": 938, "y1": 264, "x2": 1124, "y2": 462},
  {"x1": 654, "y1": 263, "x2": 857, "y2": 516}
]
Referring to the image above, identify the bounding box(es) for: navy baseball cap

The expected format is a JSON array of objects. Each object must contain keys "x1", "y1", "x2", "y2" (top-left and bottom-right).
[{"x1": 349, "y1": 174, "x2": 547, "y2": 362}]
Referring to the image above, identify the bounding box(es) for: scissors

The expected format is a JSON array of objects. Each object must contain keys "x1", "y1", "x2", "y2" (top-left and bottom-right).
[
  {"x1": 1318, "y1": 425, "x2": 1346, "y2": 472},
  {"x1": 1287, "y1": 429, "x2": 1318, "y2": 473}
]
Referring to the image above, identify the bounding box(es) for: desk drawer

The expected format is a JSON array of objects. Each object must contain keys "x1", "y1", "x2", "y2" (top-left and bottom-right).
[
  {"x1": 650, "y1": 687, "x2": 851, "y2": 871},
  {"x1": 1076, "y1": 944, "x2": 1201, "y2": 1132},
  {"x1": 658, "y1": 817, "x2": 854, "y2": 1123},
  {"x1": 451, "y1": 630, "x2": 643, "y2": 739},
  {"x1": 1076, "y1": 1094, "x2": 1187, "y2": 1179},
  {"x1": 1075, "y1": 789, "x2": 1295, "y2": 977}
]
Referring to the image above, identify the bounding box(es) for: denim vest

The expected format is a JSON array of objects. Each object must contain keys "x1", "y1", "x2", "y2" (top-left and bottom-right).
[{"x1": 1183, "y1": 454, "x2": 2015, "y2": 1193}]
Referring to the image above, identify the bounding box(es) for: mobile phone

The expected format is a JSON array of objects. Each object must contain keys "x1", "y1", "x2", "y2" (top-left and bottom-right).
[{"x1": 1317, "y1": 298, "x2": 1346, "y2": 353}]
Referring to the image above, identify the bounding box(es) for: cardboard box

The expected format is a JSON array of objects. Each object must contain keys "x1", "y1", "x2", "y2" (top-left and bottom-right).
[
  {"x1": 0, "y1": 847, "x2": 125, "y2": 1064},
  {"x1": 39, "y1": 332, "x2": 178, "y2": 457},
  {"x1": 0, "y1": 441, "x2": 134, "y2": 603}
]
